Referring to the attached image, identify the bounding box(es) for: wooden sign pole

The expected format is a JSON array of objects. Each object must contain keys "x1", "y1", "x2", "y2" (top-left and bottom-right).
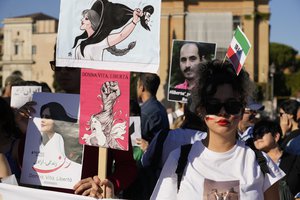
[{"x1": 98, "y1": 147, "x2": 108, "y2": 197}]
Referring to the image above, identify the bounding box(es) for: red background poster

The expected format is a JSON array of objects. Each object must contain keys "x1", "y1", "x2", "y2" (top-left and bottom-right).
[{"x1": 79, "y1": 69, "x2": 130, "y2": 150}]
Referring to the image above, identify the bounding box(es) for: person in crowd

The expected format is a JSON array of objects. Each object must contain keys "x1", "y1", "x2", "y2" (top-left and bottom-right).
[
  {"x1": 0, "y1": 97, "x2": 22, "y2": 180},
  {"x1": 125, "y1": 72, "x2": 169, "y2": 199},
  {"x1": 151, "y1": 59, "x2": 284, "y2": 200},
  {"x1": 279, "y1": 99, "x2": 300, "y2": 155},
  {"x1": 136, "y1": 72, "x2": 169, "y2": 151},
  {"x1": 175, "y1": 42, "x2": 204, "y2": 90},
  {"x1": 1, "y1": 75, "x2": 24, "y2": 104},
  {"x1": 253, "y1": 119, "x2": 300, "y2": 199},
  {"x1": 142, "y1": 101, "x2": 207, "y2": 174},
  {"x1": 238, "y1": 97, "x2": 265, "y2": 142},
  {"x1": 0, "y1": 153, "x2": 12, "y2": 179},
  {"x1": 40, "y1": 82, "x2": 52, "y2": 93},
  {"x1": 15, "y1": 58, "x2": 137, "y2": 198}
]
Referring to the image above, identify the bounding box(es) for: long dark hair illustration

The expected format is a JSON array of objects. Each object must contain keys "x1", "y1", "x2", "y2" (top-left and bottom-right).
[{"x1": 72, "y1": 0, "x2": 154, "y2": 59}]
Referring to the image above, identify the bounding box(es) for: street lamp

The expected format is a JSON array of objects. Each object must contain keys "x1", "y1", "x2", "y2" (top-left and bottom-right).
[{"x1": 269, "y1": 62, "x2": 276, "y2": 119}]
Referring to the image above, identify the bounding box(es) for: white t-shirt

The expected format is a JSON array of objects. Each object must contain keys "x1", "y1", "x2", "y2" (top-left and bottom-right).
[
  {"x1": 142, "y1": 128, "x2": 206, "y2": 169},
  {"x1": 151, "y1": 140, "x2": 285, "y2": 200},
  {"x1": 75, "y1": 38, "x2": 109, "y2": 60}
]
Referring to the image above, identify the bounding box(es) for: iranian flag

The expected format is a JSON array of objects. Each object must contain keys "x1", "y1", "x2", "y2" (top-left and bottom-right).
[{"x1": 226, "y1": 26, "x2": 251, "y2": 75}]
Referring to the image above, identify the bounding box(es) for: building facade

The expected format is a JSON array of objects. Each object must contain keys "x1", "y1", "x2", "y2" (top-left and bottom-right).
[
  {"x1": 1, "y1": 0, "x2": 270, "y2": 106},
  {"x1": 1, "y1": 13, "x2": 57, "y2": 90}
]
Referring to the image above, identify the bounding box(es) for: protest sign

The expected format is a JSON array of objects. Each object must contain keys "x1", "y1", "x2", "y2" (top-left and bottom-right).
[
  {"x1": 20, "y1": 93, "x2": 83, "y2": 189},
  {"x1": 10, "y1": 86, "x2": 42, "y2": 108},
  {"x1": 79, "y1": 69, "x2": 130, "y2": 151},
  {"x1": 0, "y1": 183, "x2": 111, "y2": 200},
  {"x1": 56, "y1": 0, "x2": 161, "y2": 73},
  {"x1": 168, "y1": 40, "x2": 216, "y2": 103},
  {"x1": 129, "y1": 116, "x2": 142, "y2": 147}
]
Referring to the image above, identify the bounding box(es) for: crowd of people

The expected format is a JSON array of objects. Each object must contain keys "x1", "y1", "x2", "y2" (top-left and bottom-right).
[{"x1": 1, "y1": 50, "x2": 300, "y2": 200}]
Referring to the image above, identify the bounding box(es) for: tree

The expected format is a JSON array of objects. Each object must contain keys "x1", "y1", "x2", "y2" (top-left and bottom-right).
[{"x1": 270, "y1": 42, "x2": 298, "y2": 72}]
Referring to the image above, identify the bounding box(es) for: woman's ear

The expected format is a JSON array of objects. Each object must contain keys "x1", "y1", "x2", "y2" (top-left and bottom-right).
[{"x1": 274, "y1": 132, "x2": 281, "y2": 143}]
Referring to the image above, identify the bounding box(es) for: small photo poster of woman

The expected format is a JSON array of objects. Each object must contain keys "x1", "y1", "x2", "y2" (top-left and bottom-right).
[
  {"x1": 79, "y1": 69, "x2": 130, "y2": 151},
  {"x1": 56, "y1": 0, "x2": 161, "y2": 73},
  {"x1": 20, "y1": 93, "x2": 82, "y2": 189}
]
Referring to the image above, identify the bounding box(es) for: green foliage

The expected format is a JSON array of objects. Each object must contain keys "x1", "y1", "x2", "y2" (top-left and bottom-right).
[
  {"x1": 270, "y1": 42, "x2": 298, "y2": 71},
  {"x1": 274, "y1": 72, "x2": 291, "y2": 96},
  {"x1": 285, "y1": 71, "x2": 300, "y2": 96},
  {"x1": 295, "y1": 56, "x2": 300, "y2": 71}
]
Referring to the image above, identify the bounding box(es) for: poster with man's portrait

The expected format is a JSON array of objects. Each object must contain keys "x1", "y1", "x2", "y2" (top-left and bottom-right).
[
  {"x1": 56, "y1": 0, "x2": 161, "y2": 73},
  {"x1": 20, "y1": 93, "x2": 83, "y2": 189},
  {"x1": 168, "y1": 40, "x2": 217, "y2": 103}
]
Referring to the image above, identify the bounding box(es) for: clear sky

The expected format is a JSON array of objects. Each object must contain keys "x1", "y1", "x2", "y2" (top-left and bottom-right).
[{"x1": 0, "y1": 0, "x2": 299, "y2": 53}]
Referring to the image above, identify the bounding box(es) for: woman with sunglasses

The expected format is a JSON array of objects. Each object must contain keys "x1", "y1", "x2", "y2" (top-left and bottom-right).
[
  {"x1": 253, "y1": 120, "x2": 300, "y2": 200},
  {"x1": 151, "y1": 59, "x2": 284, "y2": 200}
]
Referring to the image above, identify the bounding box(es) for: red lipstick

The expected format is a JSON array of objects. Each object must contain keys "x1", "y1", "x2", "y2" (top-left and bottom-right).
[{"x1": 216, "y1": 119, "x2": 230, "y2": 126}]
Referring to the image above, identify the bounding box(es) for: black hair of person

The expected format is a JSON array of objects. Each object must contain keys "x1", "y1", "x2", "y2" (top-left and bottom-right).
[
  {"x1": 40, "y1": 102, "x2": 77, "y2": 123},
  {"x1": 72, "y1": 0, "x2": 154, "y2": 57},
  {"x1": 253, "y1": 119, "x2": 283, "y2": 144},
  {"x1": 279, "y1": 99, "x2": 300, "y2": 121},
  {"x1": 138, "y1": 73, "x2": 160, "y2": 97},
  {"x1": 191, "y1": 59, "x2": 254, "y2": 117}
]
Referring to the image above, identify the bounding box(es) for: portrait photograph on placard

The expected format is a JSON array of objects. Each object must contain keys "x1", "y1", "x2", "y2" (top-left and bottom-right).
[
  {"x1": 168, "y1": 40, "x2": 217, "y2": 103},
  {"x1": 20, "y1": 93, "x2": 82, "y2": 189},
  {"x1": 79, "y1": 69, "x2": 130, "y2": 150},
  {"x1": 56, "y1": 0, "x2": 161, "y2": 73}
]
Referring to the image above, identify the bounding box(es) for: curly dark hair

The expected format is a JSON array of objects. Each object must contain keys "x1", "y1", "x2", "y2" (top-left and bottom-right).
[{"x1": 190, "y1": 59, "x2": 255, "y2": 117}]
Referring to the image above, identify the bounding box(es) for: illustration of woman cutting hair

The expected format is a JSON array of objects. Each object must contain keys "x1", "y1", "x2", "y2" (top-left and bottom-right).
[{"x1": 72, "y1": 0, "x2": 154, "y2": 60}]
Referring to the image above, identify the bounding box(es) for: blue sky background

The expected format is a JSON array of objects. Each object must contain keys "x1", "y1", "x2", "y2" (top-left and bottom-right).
[{"x1": 0, "y1": 0, "x2": 299, "y2": 53}]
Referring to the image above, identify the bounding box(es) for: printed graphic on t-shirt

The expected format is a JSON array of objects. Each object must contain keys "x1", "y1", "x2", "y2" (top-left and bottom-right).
[{"x1": 203, "y1": 179, "x2": 239, "y2": 200}]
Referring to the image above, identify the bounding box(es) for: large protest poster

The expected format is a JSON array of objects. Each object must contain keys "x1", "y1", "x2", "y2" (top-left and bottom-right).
[
  {"x1": 0, "y1": 183, "x2": 110, "y2": 200},
  {"x1": 56, "y1": 0, "x2": 161, "y2": 73},
  {"x1": 168, "y1": 40, "x2": 217, "y2": 103},
  {"x1": 20, "y1": 93, "x2": 83, "y2": 189},
  {"x1": 79, "y1": 69, "x2": 130, "y2": 151}
]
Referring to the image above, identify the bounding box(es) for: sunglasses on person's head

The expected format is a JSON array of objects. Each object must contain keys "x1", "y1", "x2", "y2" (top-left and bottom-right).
[
  {"x1": 205, "y1": 99, "x2": 243, "y2": 115},
  {"x1": 49, "y1": 61, "x2": 78, "y2": 72}
]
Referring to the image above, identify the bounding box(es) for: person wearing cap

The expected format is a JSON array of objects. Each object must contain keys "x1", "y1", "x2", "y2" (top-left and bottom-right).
[{"x1": 238, "y1": 98, "x2": 265, "y2": 142}]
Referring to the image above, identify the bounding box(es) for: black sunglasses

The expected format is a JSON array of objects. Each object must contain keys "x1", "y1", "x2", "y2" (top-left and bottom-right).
[
  {"x1": 49, "y1": 61, "x2": 78, "y2": 72},
  {"x1": 205, "y1": 99, "x2": 243, "y2": 115}
]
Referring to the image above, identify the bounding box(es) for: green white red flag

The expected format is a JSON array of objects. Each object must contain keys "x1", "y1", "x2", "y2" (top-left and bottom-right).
[{"x1": 226, "y1": 26, "x2": 251, "y2": 75}]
